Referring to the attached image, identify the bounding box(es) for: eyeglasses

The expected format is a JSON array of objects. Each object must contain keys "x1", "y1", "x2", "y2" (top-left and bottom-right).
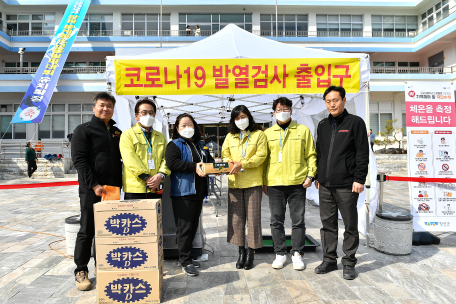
[
  {"x1": 275, "y1": 108, "x2": 291, "y2": 113},
  {"x1": 138, "y1": 110, "x2": 155, "y2": 116}
]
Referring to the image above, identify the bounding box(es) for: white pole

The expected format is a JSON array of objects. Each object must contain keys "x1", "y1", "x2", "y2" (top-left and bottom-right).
[
  {"x1": 275, "y1": 0, "x2": 278, "y2": 41},
  {"x1": 160, "y1": 0, "x2": 163, "y2": 48},
  {"x1": 364, "y1": 82, "x2": 372, "y2": 247}
]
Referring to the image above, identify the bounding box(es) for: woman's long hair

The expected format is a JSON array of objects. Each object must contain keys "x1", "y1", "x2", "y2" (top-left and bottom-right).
[
  {"x1": 172, "y1": 113, "x2": 203, "y2": 142},
  {"x1": 228, "y1": 105, "x2": 259, "y2": 134}
]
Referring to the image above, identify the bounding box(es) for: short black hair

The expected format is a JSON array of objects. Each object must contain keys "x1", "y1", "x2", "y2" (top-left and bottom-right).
[
  {"x1": 228, "y1": 105, "x2": 259, "y2": 134},
  {"x1": 272, "y1": 97, "x2": 292, "y2": 111},
  {"x1": 38, "y1": 138, "x2": 41, "y2": 140},
  {"x1": 93, "y1": 92, "x2": 116, "y2": 107},
  {"x1": 370, "y1": 129, "x2": 372, "y2": 131},
  {"x1": 323, "y1": 86, "x2": 346, "y2": 100},
  {"x1": 172, "y1": 113, "x2": 203, "y2": 143},
  {"x1": 135, "y1": 98, "x2": 157, "y2": 114}
]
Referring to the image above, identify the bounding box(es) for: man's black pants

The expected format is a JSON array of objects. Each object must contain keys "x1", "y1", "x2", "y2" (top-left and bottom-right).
[
  {"x1": 268, "y1": 185, "x2": 306, "y2": 256},
  {"x1": 74, "y1": 187, "x2": 101, "y2": 274},
  {"x1": 319, "y1": 185, "x2": 359, "y2": 266},
  {"x1": 171, "y1": 198, "x2": 203, "y2": 267},
  {"x1": 27, "y1": 160, "x2": 37, "y2": 177}
]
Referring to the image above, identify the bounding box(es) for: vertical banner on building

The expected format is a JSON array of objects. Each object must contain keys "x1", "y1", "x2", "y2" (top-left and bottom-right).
[
  {"x1": 11, "y1": 0, "x2": 91, "y2": 124},
  {"x1": 406, "y1": 81, "x2": 456, "y2": 231}
]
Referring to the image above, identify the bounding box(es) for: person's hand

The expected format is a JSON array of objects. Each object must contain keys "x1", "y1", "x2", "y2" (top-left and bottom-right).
[
  {"x1": 93, "y1": 184, "x2": 107, "y2": 197},
  {"x1": 25, "y1": 161, "x2": 27, "y2": 163},
  {"x1": 352, "y1": 182, "x2": 364, "y2": 193},
  {"x1": 303, "y1": 177, "x2": 312, "y2": 188},
  {"x1": 229, "y1": 160, "x2": 242, "y2": 175},
  {"x1": 196, "y1": 162, "x2": 206, "y2": 177},
  {"x1": 146, "y1": 176, "x2": 156, "y2": 190},
  {"x1": 262, "y1": 185, "x2": 268, "y2": 196},
  {"x1": 314, "y1": 180, "x2": 319, "y2": 190},
  {"x1": 148, "y1": 174, "x2": 162, "y2": 190}
]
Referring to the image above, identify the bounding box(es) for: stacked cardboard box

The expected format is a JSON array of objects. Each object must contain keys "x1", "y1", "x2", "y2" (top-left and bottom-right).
[{"x1": 94, "y1": 199, "x2": 163, "y2": 304}]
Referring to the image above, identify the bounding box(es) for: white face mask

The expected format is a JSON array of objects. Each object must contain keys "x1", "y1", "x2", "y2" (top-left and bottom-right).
[
  {"x1": 180, "y1": 127, "x2": 195, "y2": 139},
  {"x1": 139, "y1": 115, "x2": 155, "y2": 127},
  {"x1": 276, "y1": 111, "x2": 291, "y2": 122},
  {"x1": 235, "y1": 118, "x2": 249, "y2": 131}
]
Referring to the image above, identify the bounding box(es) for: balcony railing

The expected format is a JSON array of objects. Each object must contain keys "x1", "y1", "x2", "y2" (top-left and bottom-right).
[
  {"x1": 2, "y1": 5, "x2": 456, "y2": 39},
  {"x1": 371, "y1": 66, "x2": 455, "y2": 74},
  {"x1": 1, "y1": 66, "x2": 455, "y2": 75},
  {"x1": 0, "y1": 66, "x2": 106, "y2": 74},
  {"x1": 3, "y1": 29, "x2": 422, "y2": 38}
]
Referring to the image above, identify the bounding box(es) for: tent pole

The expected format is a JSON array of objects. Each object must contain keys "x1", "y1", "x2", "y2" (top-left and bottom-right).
[
  {"x1": 275, "y1": 0, "x2": 278, "y2": 41},
  {"x1": 364, "y1": 82, "x2": 372, "y2": 247},
  {"x1": 160, "y1": 0, "x2": 163, "y2": 48}
]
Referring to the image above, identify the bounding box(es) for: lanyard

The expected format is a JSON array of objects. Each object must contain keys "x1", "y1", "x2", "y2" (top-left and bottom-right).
[
  {"x1": 279, "y1": 127, "x2": 288, "y2": 152},
  {"x1": 190, "y1": 141, "x2": 204, "y2": 163},
  {"x1": 142, "y1": 131, "x2": 153, "y2": 158},
  {"x1": 240, "y1": 131, "x2": 250, "y2": 159}
]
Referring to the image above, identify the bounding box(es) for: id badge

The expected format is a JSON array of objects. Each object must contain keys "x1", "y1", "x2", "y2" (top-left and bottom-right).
[
  {"x1": 148, "y1": 159, "x2": 155, "y2": 169},
  {"x1": 278, "y1": 152, "x2": 282, "y2": 163}
]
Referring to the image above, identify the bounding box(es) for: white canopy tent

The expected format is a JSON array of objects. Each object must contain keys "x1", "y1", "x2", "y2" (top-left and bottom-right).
[{"x1": 106, "y1": 24, "x2": 377, "y2": 236}]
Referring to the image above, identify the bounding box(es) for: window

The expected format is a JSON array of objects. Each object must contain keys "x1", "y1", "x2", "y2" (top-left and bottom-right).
[
  {"x1": 0, "y1": 104, "x2": 26, "y2": 139},
  {"x1": 421, "y1": 0, "x2": 449, "y2": 29},
  {"x1": 370, "y1": 102, "x2": 393, "y2": 136},
  {"x1": 68, "y1": 103, "x2": 92, "y2": 133},
  {"x1": 6, "y1": 13, "x2": 54, "y2": 35},
  {"x1": 39, "y1": 104, "x2": 65, "y2": 139},
  {"x1": 429, "y1": 51, "x2": 444, "y2": 67},
  {"x1": 37, "y1": 103, "x2": 91, "y2": 139},
  {"x1": 121, "y1": 14, "x2": 171, "y2": 36},
  {"x1": 79, "y1": 14, "x2": 113, "y2": 36},
  {"x1": 178, "y1": 14, "x2": 252, "y2": 35},
  {"x1": 372, "y1": 15, "x2": 418, "y2": 37},
  {"x1": 316, "y1": 15, "x2": 363, "y2": 37},
  {"x1": 372, "y1": 61, "x2": 420, "y2": 73},
  {"x1": 260, "y1": 14, "x2": 308, "y2": 37}
]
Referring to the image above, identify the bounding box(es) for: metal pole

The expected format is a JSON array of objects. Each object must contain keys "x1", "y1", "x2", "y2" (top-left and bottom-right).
[
  {"x1": 275, "y1": 0, "x2": 278, "y2": 41},
  {"x1": 19, "y1": 52, "x2": 23, "y2": 74},
  {"x1": 364, "y1": 82, "x2": 372, "y2": 247},
  {"x1": 160, "y1": 0, "x2": 163, "y2": 48},
  {"x1": 378, "y1": 172, "x2": 385, "y2": 214}
]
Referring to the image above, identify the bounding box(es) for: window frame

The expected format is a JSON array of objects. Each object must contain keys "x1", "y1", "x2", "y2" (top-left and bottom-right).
[
  {"x1": 260, "y1": 14, "x2": 308, "y2": 37},
  {"x1": 5, "y1": 13, "x2": 55, "y2": 35}
]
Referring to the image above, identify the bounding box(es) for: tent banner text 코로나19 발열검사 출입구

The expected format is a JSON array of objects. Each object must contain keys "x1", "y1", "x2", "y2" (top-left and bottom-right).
[{"x1": 114, "y1": 58, "x2": 361, "y2": 96}]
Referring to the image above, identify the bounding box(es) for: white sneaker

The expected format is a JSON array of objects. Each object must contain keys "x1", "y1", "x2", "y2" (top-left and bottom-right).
[
  {"x1": 272, "y1": 254, "x2": 287, "y2": 269},
  {"x1": 292, "y1": 252, "x2": 305, "y2": 270}
]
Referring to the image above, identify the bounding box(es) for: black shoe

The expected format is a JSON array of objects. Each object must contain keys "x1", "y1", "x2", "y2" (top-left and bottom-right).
[
  {"x1": 343, "y1": 265, "x2": 356, "y2": 280},
  {"x1": 182, "y1": 264, "x2": 199, "y2": 276},
  {"x1": 236, "y1": 246, "x2": 246, "y2": 269},
  {"x1": 244, "y1": 248, "x2": 254, "y2": 270},
  {"x1": 314, "y1": 261, "x2": 338, "y2": 274},
  {"x1": 178, "y1": 260, "x2": 200, "y2": 268}
]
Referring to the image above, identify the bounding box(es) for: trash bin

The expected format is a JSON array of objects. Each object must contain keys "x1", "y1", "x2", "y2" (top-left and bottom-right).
[
  {"x1": 374, "y1": 210, "x2": 413, "y2": 255},
  {"x1": 65, "y1": 214, "x2": 80, "y2": 257}
]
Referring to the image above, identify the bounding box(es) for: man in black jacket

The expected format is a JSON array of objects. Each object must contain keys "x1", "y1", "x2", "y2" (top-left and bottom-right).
[
  {"x1": 71, "y1": 92, "x2": 122, "y2": 291},
  {"x1": 314, "y1": 86, "x2": 369, "y2": 280}
]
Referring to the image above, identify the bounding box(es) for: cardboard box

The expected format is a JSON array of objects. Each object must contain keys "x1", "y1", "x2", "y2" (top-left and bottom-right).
[
  {"x1": 96, "y1": 235, "x2": 163, "y2": 271},
  {"x1": 97, "y1": 268, "x2": 163, "y2": 304},
  {"x1": 94, "y1": 199, "x2": 162, "y2": 238},
  {"x1": 201, "y1": 162, "x2": 234, "y2": 175}
]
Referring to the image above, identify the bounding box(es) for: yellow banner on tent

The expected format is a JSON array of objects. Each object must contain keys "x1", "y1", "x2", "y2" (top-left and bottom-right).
[{"x1": 114, "y1": 58, "x2": 361, "y2": 95}]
